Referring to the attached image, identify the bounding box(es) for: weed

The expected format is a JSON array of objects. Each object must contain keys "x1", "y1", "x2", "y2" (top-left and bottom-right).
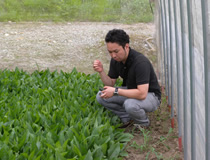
[
  {"x1": 130, "y1": 128, "x2": 151, "y2": 152},
  {"x1": 146, "y1": 147, "x2": 163, "y2": 160},
  {"x1": 140, "y1": 128, "x2": 151, "y2": 151}
]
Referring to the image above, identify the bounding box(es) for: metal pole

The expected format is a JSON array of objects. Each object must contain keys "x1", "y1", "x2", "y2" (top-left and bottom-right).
[
  {"x1": 179, "y1": 0, "x2": 188, "y2": 159},
  {"x1": 168, "y1": 0, "x2": 174, "y2": 128},
  {"x1": 160, "y1": 0, "x2": 168, "y2": 96},
  {"x1": 158, "y1": 3, "x2": 164, "y2": 89},
  {"x1": 163, "y1": 0, "x2": 170, "y2": 109},
  {"x1": 173, "y1": 0, "x2": 182, "y2": 152},
  {"x1": 201, "y1": 0, "x2": 210, "y2": 159},
  {"x1": 186, "y1": 0, "x2": 195, "y2": 159}
]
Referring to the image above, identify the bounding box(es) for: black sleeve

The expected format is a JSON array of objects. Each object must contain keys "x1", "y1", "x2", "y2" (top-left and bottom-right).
[
  {"x1": 108, "y1": 59, "x2": 119, "y2": 79},
  {"x1": 135, "y1": 61, "x2": 150, "y2": 85}
]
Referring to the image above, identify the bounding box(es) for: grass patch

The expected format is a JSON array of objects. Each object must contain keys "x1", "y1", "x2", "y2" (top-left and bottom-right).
[{"x1": 0, "y1": 0, "x2": 154, "y2": 23}]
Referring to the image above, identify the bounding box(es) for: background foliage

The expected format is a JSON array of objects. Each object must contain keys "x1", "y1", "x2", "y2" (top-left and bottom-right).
[{"x1": 0, "y1": 0, "x2": 154, "y2": 23}]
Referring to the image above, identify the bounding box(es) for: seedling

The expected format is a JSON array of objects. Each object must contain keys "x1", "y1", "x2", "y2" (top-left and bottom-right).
[{"x1": 129, "y1": 127, "x2": 175, "y2": 159}]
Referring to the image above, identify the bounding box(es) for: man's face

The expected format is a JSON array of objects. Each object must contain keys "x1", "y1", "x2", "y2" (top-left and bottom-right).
[{"x1": 106, "y1": 42, "x2": 129, "y2": 63}]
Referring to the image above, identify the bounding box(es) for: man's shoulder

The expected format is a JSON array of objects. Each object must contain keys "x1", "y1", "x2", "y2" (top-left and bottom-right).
[
  {"x1": 132, "y1": 52, "x2": 150, "y2": 64},
  {"x1": 130, "y1": 48, "x2": 147, "y2": 60},
  {"x1": 130, "y1": 48, "x2": 141, "y2": 55}
]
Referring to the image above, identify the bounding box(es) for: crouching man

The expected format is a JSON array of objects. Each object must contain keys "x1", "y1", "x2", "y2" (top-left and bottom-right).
[{"x1": 93, "y1": 29, "x2": 161, "y2": 129}]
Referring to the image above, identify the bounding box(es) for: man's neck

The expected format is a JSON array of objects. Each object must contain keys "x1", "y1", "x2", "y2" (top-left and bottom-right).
[{"x1": 122, "y1": 47, "x2": 130, "y2": 64}]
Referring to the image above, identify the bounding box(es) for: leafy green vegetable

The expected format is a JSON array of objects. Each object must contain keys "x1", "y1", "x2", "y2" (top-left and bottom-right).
[{"x1": 0, "y1": 68, "x2": 132, "y2": 159}]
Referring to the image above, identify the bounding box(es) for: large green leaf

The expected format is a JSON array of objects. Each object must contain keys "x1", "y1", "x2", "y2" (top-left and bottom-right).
[{"x1": 107, "y1": 142, "x2": 121, "y2": 159}]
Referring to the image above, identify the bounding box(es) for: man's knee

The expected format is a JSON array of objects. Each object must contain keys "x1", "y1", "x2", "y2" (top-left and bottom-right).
[
  {"x1": 96, "y1": 92, "x2": 103, "y2": 105},
  {"x1": 124, "y1": 99, "x2": 138, "y2": 113}
]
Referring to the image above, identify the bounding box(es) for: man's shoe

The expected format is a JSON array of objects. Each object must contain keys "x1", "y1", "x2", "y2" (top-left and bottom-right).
[{"x1": 118, "y1": 120, "x2": 134, "y2": 129}]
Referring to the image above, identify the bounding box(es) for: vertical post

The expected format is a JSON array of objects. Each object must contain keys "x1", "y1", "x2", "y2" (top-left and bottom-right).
[
  {"x1": 179, "y1": 0, "x2": 188, "y2": 159},
  {"x1": 163, "y1": 0, "x2": 171, "y2": 111},
  {"x1": 186, "y1": 0, "x2": 195, "y2": 159},
  {"x1": 160, "y1": 0, "x2": 167, "y2": 95},
  {"x1": 168, "y1": 0, "x2": 174, "y2": 128},
  {"x1": 201, "y1": 0, "x2": 210, "y2": 159},
  {"x1": 158, "y1": 5, "x2": 164, "y2": 89},
  {"x1": 173, "y1": 0, "x2": 182, "y2": 152}
]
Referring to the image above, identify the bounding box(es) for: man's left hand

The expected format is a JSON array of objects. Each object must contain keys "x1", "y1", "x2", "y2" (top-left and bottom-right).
[{"x1": 100, "y1": 86, "x2": 115, "y2": 98}]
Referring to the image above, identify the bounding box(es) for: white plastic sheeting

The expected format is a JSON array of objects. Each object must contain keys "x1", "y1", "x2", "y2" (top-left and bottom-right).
[{"x1": 155, "y1": 0, "x2": 210, "y2": 159}]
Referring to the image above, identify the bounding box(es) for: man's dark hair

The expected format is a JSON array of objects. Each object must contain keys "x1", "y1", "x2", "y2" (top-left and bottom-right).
[{"x1": 105, "y1": 29, "x2": 130, "y2": 48}]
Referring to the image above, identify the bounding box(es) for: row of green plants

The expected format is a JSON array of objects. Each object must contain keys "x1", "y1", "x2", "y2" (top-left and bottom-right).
[
  {"x1": 0, "y1": 68, "x2": 133, "y2": 160},
  {"x1": 0, "y1": 0, "x2": 154, "y2": 23}
]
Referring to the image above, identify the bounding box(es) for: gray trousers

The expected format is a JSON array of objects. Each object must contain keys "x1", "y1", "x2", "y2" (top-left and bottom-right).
[{"x1": 96, "y1": 87, "x2": 161, "y2": 126}]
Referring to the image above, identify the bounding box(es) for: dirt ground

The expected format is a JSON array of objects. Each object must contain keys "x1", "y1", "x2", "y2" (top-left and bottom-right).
[
  {"x1": 0, "y1": 22, "x2": 183, "y2": 159},
  {"x1": 123, "y1": 91, "x2": 184, "y2": 160}
]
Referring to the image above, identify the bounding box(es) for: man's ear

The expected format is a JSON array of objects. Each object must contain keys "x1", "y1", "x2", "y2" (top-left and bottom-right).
[{"x1": 125, "y1": 43, "x2": 129, "y2": 51}]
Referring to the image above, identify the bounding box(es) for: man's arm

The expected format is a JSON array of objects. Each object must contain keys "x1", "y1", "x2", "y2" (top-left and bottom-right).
[
  {"x1": 93, "y1": 60, "x2": 116, "y2": 86},
  {"x1": 118, "y1": 84, "x2": 149, "y2": 100},
  {"x1": 98, "y1": 70, "x2": 116, "y2": 87},
  {"x1": 101, "y1": 84, "x2": 149, "y2": 100}
]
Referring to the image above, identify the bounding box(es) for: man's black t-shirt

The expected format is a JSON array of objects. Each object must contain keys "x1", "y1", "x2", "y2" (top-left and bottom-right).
[{"x1": 108, "y1": 48, "x2": 161, "y2": 100}]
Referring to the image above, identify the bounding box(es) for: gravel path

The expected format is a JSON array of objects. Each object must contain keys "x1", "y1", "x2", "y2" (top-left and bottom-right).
[{"x1": 0, "y1": 22, "x2": 155, "y2": 74}]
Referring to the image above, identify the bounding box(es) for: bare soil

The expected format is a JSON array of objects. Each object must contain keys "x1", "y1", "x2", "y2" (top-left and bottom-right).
[
  {"x1": 0, "y1": 22, "x2": 183, "y2": 160},
  {"x1": 123, "y1": 91, "x2": 184, "y2": 160}
]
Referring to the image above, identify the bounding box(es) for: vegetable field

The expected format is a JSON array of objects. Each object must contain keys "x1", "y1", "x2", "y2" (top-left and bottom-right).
[{"x1": 0, "y1": 68, "x2": 133, "y2": 160}]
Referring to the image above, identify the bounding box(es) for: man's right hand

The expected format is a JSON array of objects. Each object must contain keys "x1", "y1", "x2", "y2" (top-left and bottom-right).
[
  {"x1": 93, "y1": 60, "x2": 116, "y2": 87},
  {"x1": 93, "y1": 60, "x2": 103, "y2": 73}
]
